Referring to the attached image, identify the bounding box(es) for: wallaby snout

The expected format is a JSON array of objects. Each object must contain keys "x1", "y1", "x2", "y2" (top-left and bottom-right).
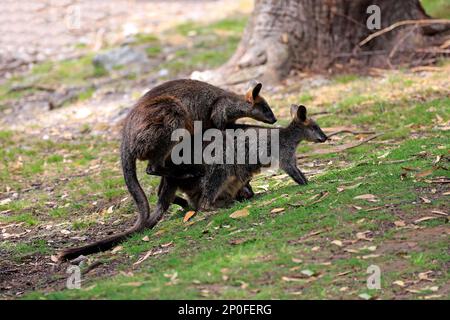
[
  {"x1": 264, "y1": 113, "x2": 277, "y2": 124},
  {"x1": 317, "y1": 134, "x2": 328, "y2": 143}
]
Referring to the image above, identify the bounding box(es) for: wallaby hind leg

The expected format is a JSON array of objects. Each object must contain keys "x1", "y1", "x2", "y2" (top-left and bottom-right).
[
  {"x1": 199, "y1": 168, "x2": 227, "y2": 210},
  {"x1": 157, "y1": 177, "x2": 190, "y2": 209},
  {"x1": 147, "y1": 178, "x2": 177, "y2": 228}
]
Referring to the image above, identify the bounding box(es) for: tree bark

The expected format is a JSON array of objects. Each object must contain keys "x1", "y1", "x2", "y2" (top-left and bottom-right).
[{"x1": 202, "y1": 0, "x2": 449, "y2": 85}]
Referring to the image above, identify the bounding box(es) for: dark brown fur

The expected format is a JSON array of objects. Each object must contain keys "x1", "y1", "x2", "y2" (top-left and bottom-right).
[
  {"x1": 157, "y1": 105, "x2": 328, "y2": 215},
  {"x1": 58, "y1": 79, "x2": 276, "y2": 261}
]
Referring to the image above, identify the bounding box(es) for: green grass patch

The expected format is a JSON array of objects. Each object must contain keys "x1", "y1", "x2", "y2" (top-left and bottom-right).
[
  {"x1": 421, "y1": 0, "x2": 450, "y2": 19},
  {"x1": 25, "y1": 131, "x2": 450, "y2": 299}
]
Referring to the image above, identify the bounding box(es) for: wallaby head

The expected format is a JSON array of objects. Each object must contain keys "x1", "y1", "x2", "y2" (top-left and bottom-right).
[
  {"x1": 290, "y1": 104, "x2": 328, "y2": 143},
  {"x1": 245, "y1": 81, "x2": 277, "y2": 125}
]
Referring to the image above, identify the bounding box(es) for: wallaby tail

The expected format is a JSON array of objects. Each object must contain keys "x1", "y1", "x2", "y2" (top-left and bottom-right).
[{"x1": 58, "y1": 142, "x2": 150, "y2": 261}]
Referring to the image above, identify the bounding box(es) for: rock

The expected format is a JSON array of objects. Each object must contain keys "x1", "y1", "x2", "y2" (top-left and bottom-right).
[
  {"x1": 158, "y1": 69, "x2": 169, "y2": 77},
  {"x1": 93, "y1": 46, "x2": 150, "y2": 71}
]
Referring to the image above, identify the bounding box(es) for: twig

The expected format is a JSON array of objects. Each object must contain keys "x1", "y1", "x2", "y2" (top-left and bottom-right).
[
  {"x1": 9, "y1": 84, "x2": 56, "y2": 93},
  {"x1": 359, "y1": 19, "x2": 450, "y2": 47},
  {"x1": 298, "y1": 133, "x2": 384, "y2": 159},
  {"x1": 388, "y1": 26, "x2": 418, "y2": 62},
  {"x1": 310, "y1": 111, "x2": 331, "y2": 116},
  {"x1": 326, "y1": 130, "x2": 376, "y2": 138}
]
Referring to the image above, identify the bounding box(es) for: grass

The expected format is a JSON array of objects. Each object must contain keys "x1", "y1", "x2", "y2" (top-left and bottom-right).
[
  {"x1": 421, "y1": 0, "x2": 450, "y2": 19},
  {"x1": 161, "y1": 16, "x2": 247, "y2": 75},
  {"x1": 0, "y1": 239, "x2": 49, "y2": 262},
  {"x1": 0, "y1": 54, "x2": 107, "y2": 106},
  {"x1": 1, "y1": 11, "x2": 449, "y2": 300},
  {"x1": 24, "y1": 131, "x2": 449, "y2": 299}
]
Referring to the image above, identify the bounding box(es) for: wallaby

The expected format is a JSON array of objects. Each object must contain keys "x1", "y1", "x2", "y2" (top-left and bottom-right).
[
  {"x1": 155, "y1": 105, "x2": 328, "y2": 216},
  {"x1": 58, "y1": 79, "x2": 276, "y2": 261}
]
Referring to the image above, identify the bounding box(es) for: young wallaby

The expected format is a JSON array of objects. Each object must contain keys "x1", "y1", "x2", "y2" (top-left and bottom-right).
[
  {"x1": 155, "y1": 105, "x2": 328, "y2": 216},
  {"x1": 58, "y1": 79, "x2": 276, "y2": 261}
]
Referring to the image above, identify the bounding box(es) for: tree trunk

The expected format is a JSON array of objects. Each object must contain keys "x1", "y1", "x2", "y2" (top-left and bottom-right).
[{"x1": 203, "y1": 0, "x2": 449, "y2": 85}]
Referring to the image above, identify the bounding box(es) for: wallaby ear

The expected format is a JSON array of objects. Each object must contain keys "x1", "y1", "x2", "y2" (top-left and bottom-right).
[
  {"x1": 252, "y1": 83, "x2": 262, "y2": 100},
  {"x1": 246, "y1": 80, "x2": 262, "y2": 103},
  {"x1": 297, "y1": 105, "x2": 307, "y2": 122},
  {"x1": 290, "y1": 104, "x2": 299, "y2": 119}
]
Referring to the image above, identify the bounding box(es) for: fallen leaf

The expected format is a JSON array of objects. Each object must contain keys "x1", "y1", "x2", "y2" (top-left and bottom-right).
[
  {"x1": 420, "y1": 197, "x2": 431, "y2": 204},
  {"x1": 356, "y1": 231, "x2": 373, "y2": 241},
  {"x1": 394, "y1": 220, "x2": 406, "y2": 227},
  {"x1": 331, "y1": 240, "x2": 343, "y2": 247},
  {"x1": 270, "y1": 208, "x2": 285, "y2": 214},
  {"x1": 134, "y1": 250, "x2": 153, "y2": 265},
  {"x1": 431, "y1": 210, "x2": 448, "y2": 217},
  {"x1": 292, "y1": 258, "x2": 303, "y2": 264},
  {"x1": 111, "y1": 246, "x2": 123, "y2": 254},
  {"x1": 0, "y1": 198, "x2": 12, "y2": 206},
  {"x1": 107, "y1": 205, "x2": 114, "y2": 214},
  {"x1": 282, "y1": 276, "x2": 304, "y2": 282},
  {"x1": 414, "y1": 216, "x2": 437, "y2": 224},
  {"x1": 289, "y1": 291, "x2": 303, "y2": 295},
  {"x1": 230, "y1": 208, "x2": 250, "y2": 219},
  {"x1": 183, "y1": 211, "x2": 196, "y2": 223},
  {"x1": 311, "y1": 246, "x2": 320, "y2": 252},
  {"x1": 50, "y1": 255, "x2": 59, "y2": 263},
  {"x1": 309, "y1": 191, "x2": 329, "y2": 205},
  {"x1": 161, "y1": 241, "x2": 173, "y2": 248},
  {"x1": 415, "y1": 169, "x2": 434, "y2": 178},
  {"x1": 164, "y1": 271, "x2": 178, "y2": 282},
  {"x1": 60, "y1": 229, "x2": 71, "y2": 235},
  {"x1": 393, "y1": 280, "x2": 405, "y2": 287},
  {"x1": 338, "y1": 183, "x2": 362, "y2": 193},
  {"x1": 120, "y1": 282, "x2": 142, "y2": 287},
  {"x1": 239, "y1": 281, "x2": 249, "y2": 289},
  {"x1": 358, "y1": 293, "x2": 372, "y2": 300},
  {"x1": 365, "y1": 206, "x2": 384, "y2": 212},
  {"x1": 418, "y1": 271, "x2": 435, "y2": 282},
  {"x1": 362, "y1": 254, "x2": 380, "y2": 259},
  {"x1": 354, "y1": 194, "x2": 378, "y2": 202},
  {"x1": 229, "y1": 238, "x2": 246, "y2": 245},
  {"x1": 301, "y1": 269, "x2": 316, "y2": 277}
]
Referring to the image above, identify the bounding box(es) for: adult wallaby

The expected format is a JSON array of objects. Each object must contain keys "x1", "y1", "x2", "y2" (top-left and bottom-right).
[
  {"x1": 155, "y1": 105, "x2": 328, "y2": 215},
  {"x1": 58, "y1": 79, "x2": 276, "y2": 261}
]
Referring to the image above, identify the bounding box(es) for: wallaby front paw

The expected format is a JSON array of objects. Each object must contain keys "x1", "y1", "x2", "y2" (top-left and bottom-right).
[{"x1": 145, "y1": 165, "x2": 158, "y2": 176}]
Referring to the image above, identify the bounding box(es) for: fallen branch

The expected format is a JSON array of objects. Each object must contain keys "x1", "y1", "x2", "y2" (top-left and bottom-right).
[
  {"x1": 298, "y1": 133, "x2": 384, "y2": 159},
  {"x1": 359, "y1": 19, "x2": 450, "y2": 47},
  {"x1": 8, "y1": 84, "x2": 56, "y2": 93},
  {"x1": 326, "y1": 130, "x2": 376, "y2": 138}
]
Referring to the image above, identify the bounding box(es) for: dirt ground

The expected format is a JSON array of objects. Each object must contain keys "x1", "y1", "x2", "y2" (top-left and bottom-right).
[{"x1": 0, "y1": 0, "x2": 252, "y2": 77}]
